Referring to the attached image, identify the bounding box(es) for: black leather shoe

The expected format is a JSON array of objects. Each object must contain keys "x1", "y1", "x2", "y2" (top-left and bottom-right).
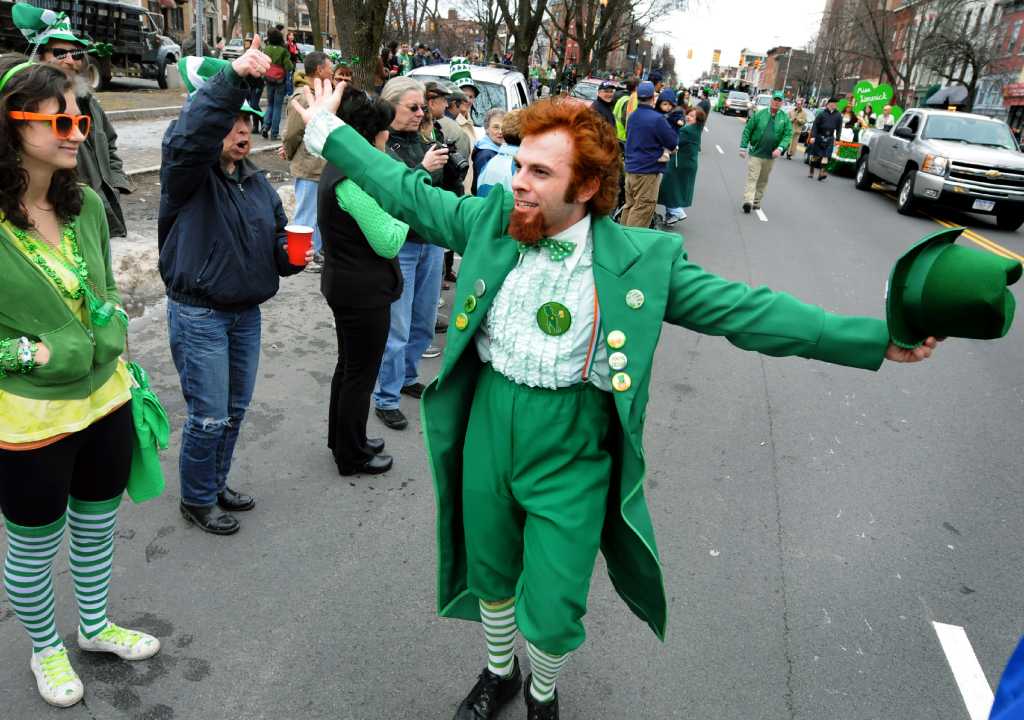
[
  {"x1": 453, "y1": 657, "x2": 522, "y2": 720},
  {"x1": 401, "y1": 382, "x2": 425, "y2": 399},
  {"x1": 217, "y1": 487, "x2": 255, "y2": 511},
  {"x1": 365, "y1": 437, "x2": 385, "y2": 454},
  {"x1": 742, "y1": 202, "x2": 752, "y2": 213},
  {"x1": 524, "y1": 674, "x2": 559, "y2": 720},
  {"x1": 375, "y1": 407, "x2": 408, "y2": 430},
  {"x1": 180, "y1": 503, "x2": 240, "y2": 535},
  {"x1": 338, "y1": 453, "x2": 393, "y2": 476},
  {"x1": 435, "y1": 317, "x2": 449, "y2": 333}
]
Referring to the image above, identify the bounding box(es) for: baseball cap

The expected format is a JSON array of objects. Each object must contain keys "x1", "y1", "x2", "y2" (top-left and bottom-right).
[
  {"x1": 636, "y1": 81, "x2": 655, "y2": 99},
  {"x1": 599, "y1": 81, "x2": 616, "y2": 91},
  {"x1": 424, "y1": 81, "x2": 452, "y2": 97},
  {"x1": 772, "y1": 90, "x2": 784, "y2": 100},
  {"x1": 648, "y1": 70, "x2": 663, "y2": 83}
]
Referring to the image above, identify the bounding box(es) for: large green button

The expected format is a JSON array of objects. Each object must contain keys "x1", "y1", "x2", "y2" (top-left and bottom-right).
[
  {"x1": 464, "y1": 295, "x2": 478, "y2": 313},
  {"x1": 536, "y1": 301, "x2": 572, "y2": 336}
]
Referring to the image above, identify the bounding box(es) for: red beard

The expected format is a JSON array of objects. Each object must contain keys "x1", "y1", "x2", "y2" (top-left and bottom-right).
[{"x1": 508, "y1": 206, "x2": 546, "y2": 245}]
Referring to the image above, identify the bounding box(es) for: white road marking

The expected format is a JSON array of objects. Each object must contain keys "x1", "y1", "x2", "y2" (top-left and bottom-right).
[
  {"x1": 704, "y1": 125, "x2": 710, "y2": 133},
  {"x1": 932, "y1": 622, "x2": 994, "y2": 720},
  {"x1": 756, "y1": 209, "x2": 768, "y2": 222},
  {"x1": 715, "y1": 144, "x2": 724, "y2": 154}
]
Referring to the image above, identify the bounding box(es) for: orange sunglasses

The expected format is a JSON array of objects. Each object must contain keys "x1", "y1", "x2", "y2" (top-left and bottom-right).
[{"x1": 8, "y1": 111, "x2": 91, "y2": 139}]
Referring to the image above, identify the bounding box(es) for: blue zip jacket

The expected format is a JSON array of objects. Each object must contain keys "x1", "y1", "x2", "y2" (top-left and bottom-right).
[
  {"x1": 625, "y1": 103, "x2": 678, "y2": 174},
  {"x1": 158, "y1": 66, "x2": 300, "y2": 311}
]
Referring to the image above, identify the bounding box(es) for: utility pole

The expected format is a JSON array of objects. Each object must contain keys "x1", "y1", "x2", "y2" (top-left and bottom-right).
[
  {"x1": 781, "y1": 48, "x2": 793, "y2": 96},
  {"x1": 195, "y1": 0, "x2": 204, "y2": 54}
]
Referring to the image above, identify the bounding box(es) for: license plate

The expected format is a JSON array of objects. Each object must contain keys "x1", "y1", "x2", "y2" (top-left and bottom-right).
[{"x1": 972, "y1": 199, "x2": 996, "y2": 211}]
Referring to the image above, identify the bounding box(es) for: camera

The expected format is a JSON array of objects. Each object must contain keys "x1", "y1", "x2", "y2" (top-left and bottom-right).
[{"x1": 441, "y1": 140, "x2": 470, "y2": 190}]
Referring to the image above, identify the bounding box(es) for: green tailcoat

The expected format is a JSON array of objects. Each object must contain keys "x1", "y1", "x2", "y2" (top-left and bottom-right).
[{"x1": 320, "y1": 125, "x2": 890, "y2": 640}]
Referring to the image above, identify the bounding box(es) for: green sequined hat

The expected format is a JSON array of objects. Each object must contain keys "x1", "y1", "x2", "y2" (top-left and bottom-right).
[
  {"x1": 12, "y1": 2, "x2": 91, "y2": 51},
  {"x1": 178, "y1": 55, "x2": 265, "y2": 118},
  {"x1": 449, "y1": 56, "x2": 476, "y2": 91}
]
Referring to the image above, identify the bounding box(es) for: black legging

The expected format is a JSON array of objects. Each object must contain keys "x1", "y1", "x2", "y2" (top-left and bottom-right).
[
  {"x1": 0, "y1": 403, "x2": 133, "y2": 527},
  {"x1": 327, "y1": 303, "x2": 391, "y2": 469}
]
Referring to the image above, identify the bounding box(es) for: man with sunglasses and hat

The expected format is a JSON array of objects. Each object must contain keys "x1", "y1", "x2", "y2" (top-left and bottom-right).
[{"x1": 12, "y1": 3, "x2": 134, "y2": 238}]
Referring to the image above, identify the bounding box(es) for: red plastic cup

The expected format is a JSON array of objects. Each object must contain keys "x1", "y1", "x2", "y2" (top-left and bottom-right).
[{"x1": 285, "y1": 224, "x2": 314, "y2": 266}]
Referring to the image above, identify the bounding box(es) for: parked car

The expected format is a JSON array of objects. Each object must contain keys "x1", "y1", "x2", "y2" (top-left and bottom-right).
[
  {"x1": 856, "y1": 108, "x2": 1024, "y2": 230},
  {"x1": 221, "y1": 37, "x2": 245, "y2": 60},
  {"x1": 722, "y1": 90, "x2": 751, "y2": 117},
  {"x1": 569, "y1": 78, "x2": 623, "y2": 102},
  {"x1": 409, "y1": 63, "x2": 531, "y2": 139},
  {"x1": 751, "y1": 93, "x2": 772, "y2": 112},
  {"x1": 296, "y1": 42, "x2": 314, "y2": 58},
  {"x1": 0, "y1": 0, "x2": 180, "y2": 90}
]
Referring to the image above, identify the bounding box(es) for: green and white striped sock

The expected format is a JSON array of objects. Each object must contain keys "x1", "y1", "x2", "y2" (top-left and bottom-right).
[
  {"x1": 527, "y1": 641, "x2": 570, "y2": 704},
  {"x1": 480, "y1": 598, "x2": 518, "y2": 678},
  {"x1": 67, "y1": 495, "x2": 121, "y2": 639},
  {"x1": 3, "y1": 515, "x2": 65, "y2": 652}
]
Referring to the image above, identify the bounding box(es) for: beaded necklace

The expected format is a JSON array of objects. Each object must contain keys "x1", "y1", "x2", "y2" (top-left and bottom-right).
[{"x1": 8, "y1": 223, "x2": 122, "y2": 327}]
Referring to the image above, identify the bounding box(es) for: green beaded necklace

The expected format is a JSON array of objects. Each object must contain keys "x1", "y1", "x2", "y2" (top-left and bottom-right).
[{"x1": 9, "y1": 224, "x2": 121, "y2": 327}]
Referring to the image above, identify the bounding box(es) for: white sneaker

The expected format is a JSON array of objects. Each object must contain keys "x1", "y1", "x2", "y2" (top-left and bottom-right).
[
  {"x1": 77, "y1": 623, "x2": 160, "y2": 661},
  {"x1": 30, "y1": 645, "x2": 84, "y2": 708}
]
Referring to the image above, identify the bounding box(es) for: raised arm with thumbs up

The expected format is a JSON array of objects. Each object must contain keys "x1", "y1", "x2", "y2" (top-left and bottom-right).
[{"x1": 232, "y1": 33, "x2": 271, "y2": 79}]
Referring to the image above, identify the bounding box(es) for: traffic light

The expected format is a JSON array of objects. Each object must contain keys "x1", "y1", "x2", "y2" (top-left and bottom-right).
[
  {"x1": 712, "y1": 49, "x2": 720, "y2": 64},
  {"x1": 754, "y1": 59, "x2": 761, "y2": 69},
  {"x1": 687, "y1": 48, "x2": 693, "y2": 59}
]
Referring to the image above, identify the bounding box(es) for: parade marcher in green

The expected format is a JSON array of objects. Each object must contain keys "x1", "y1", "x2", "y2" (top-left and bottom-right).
[
  {"x1": 291, "y1": 80, "x2": 944, "y2": 720},
  {"x1": 738, "y1": 89, "x2": 791, "y2": 214},
  {"x1": 658, "y1": 106, "x2": 705, "y2": 224}
]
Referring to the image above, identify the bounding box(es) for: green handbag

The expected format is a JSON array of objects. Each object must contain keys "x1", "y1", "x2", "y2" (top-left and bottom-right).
[{"x1": 125, "y1": 361, "x2": 169, "y2": 503}]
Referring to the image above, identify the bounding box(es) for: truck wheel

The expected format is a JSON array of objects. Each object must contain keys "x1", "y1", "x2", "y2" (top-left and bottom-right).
[
  {"x1": 157, "y1": 56, "x2": 174, "y2": 90},
  {"x1": 996, "y1": 211, "x2": 1024, "y2": 231},
  {"x1": 896, "y1": 169, "x2": 917, "y2": 216},
  {"x1": 84, "y1": 57, "x2": 111, "y2": 92},
  {"x1": 854, "y1": 154, "x2": 875, "y2": 191}
]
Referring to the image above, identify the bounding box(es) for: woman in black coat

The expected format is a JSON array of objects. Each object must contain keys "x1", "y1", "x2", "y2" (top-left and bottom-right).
[
  {"x1": 318, "y1": 89, "x2": 407, "y2": 475},
  {"x1": 808, "y1": 98, "x2": 843, "y2": 181}
]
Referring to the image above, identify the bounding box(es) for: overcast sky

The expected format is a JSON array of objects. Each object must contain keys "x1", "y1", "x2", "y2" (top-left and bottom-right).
[{"x1": 652, "y1": 0, "x2": 827, "y2": 84}]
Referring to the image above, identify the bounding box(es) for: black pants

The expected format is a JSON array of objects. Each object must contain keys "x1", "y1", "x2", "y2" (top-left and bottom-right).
[
  {"x1": 444, "y1": 250, "x2": 455, "y2": 279},
  {"x1": 327, "y1": 303, "x2": 391, "y2": 468},
  {"x1": 0, "y1": 403, "x2": 133, "y2": 527}
]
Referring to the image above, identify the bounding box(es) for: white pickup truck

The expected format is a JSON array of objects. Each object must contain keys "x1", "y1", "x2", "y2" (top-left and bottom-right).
[{"x1": 855, "y1": 108, "x2": 1024, "y2": 231}]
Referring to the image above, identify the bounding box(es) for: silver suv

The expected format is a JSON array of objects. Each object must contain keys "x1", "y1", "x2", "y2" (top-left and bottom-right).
[
  {"x1": 856, "y1": 108, "x2": 1024, "y2": 230},
  {"x1": 722, "y1": 91, "x2": 751, "y2": 117}
]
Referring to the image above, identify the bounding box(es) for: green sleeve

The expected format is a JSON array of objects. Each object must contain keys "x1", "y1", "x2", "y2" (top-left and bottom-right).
[
  {"x1": 740, "y1": 113, "x2": 754, "y2": 149},
  {"x1": 335, "y1": 179, "x2": 409, "y2": 259},
  {"x1": 664, "y1": 251, "x2": 889, "y2": 371},
  {"x1": 777, "y1": 113, "x2": 793, "y2": 152},
  {"x1": 320, "y1": 124, "x2": 491, "y2": 255}
]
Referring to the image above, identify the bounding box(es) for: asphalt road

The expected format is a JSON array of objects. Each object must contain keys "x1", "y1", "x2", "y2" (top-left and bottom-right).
[{"x1": 0, "y1": 114, "x2": 1021, "y2": 720}]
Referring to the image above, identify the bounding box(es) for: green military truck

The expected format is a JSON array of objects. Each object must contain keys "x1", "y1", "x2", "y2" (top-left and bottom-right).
[{"x1": 0, "y1": 0, "x2": 181, "y2": 90}]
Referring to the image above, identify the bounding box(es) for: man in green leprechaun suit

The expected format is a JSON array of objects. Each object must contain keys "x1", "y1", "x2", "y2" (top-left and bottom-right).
[{"x1": 290, "y1": 80, "x2": 947, "y2": 720}]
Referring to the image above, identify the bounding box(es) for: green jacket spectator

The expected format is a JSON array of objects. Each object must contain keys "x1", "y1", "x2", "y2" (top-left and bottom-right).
[{"x1": 740, "y1": 106, "x2": 793, "y2": 158}]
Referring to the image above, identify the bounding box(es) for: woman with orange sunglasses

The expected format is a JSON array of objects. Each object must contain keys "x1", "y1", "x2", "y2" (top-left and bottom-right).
[{"x1": 0, "y1": 55, "x2": 160, "y2": 708}]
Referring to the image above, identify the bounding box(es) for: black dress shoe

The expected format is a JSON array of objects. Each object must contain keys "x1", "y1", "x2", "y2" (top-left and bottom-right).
[
  {"x1": 375, "y1": 407, "x2": 408, "y2": 430},
  {"x1": 401, "y1": 382, "x2": 425, "y2": 399},
  {"x1": 180, "y1": 503, "x2": 240, "y2": 535},
  {"x1": 453, "y1": 657, "x2": 522, "y2": 720},
  {"x1": 435, "y1": 318, "x2": 449, "y2": 333},
  {"x1": 217, "y1": 487, "x2": 255, "y2": 511},
  {"x1": 524, "y1": 674, "x2": 559, "y2": 720},
  {"x1": 742, "y1": 202, "x2": 752, "y2": 213},
  {"x1": 365, "y1": 437, "x2": 385, "y2": 454},
  {"x1": 338, "y1": 453, "x2": 393, "y2": 476}
]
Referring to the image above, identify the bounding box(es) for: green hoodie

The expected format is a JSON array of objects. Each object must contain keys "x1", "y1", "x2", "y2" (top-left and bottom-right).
[{"x1": 0, "y1": 187, "x2": 125, "y2": 401}]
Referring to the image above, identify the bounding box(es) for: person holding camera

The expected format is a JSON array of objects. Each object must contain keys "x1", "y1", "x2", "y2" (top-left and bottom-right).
[{"x1": 372, "y1": 77, "x2": 451, "y2": 431}]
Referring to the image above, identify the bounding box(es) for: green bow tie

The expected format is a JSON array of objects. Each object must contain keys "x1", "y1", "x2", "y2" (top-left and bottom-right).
[{"x1": 520, "y1": 237, "x2": 576, "y2": 262}]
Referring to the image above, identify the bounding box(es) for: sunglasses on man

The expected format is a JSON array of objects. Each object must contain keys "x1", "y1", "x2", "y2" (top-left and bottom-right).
[
  {"x1": 8, "y1": 111, "x2": 91, "y2": 139},
  {"x1": 46, "y1": 47, "x2": 88, "y2": 60}
]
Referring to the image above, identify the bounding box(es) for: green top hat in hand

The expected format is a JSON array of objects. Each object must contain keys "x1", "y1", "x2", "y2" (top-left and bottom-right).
[
  {"x1": 886, "y1": 226, "x2": 1021, "y2": 348},
  {"x1": 178, "y1": 55, "x2": 265, "y2": 118}
]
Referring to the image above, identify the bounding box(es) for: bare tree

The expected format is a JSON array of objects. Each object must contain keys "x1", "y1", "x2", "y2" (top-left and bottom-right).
[
  {"x1": 309, "y1": 0, "x2": 324, "y2": 50},
  {"x1": 387, "y1": 0, "x2": 439, "y2": 45},
  {"x1": 460, "y1": 0, "x2": 503, "y2": 60},
  {"x1": 333, "y1": 0, "x2": 389, "y2": 88},
  {"x1": 496, "y1": 0, "x2": 548, "y2": 75},
  {"x1": 922, "y1": 1, "x2": 1006, "y2": 110},
  {"x1": 239, "y1": 0, "x2": 254, "y2": 38}
]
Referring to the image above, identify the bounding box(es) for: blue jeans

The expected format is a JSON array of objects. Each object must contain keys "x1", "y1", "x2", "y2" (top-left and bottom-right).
[
  {"x1": 293, "y1": 177, "x2": 322, "y2": 253},
  {"x1": 265, "y1": 81, "x2": 286, "y2": 137},
  {"x1": 167, "y1": 300, "x2": 261, "y2": 507},
  {"x1": 373, "y1": 242, "x2": 443, "y2": 410}
]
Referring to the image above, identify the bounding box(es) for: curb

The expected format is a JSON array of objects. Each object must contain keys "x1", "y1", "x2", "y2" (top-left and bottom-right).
[
  {"x1": 126, "y1": 143, "x2": 282, "y2": 177},
  {"x1": 106, "y1": 105, "x2": 184, "y2": 122}
]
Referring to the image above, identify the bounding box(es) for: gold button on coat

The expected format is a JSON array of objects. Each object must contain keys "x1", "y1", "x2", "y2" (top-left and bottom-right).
[
  {"x1": 454, "y1": 313, "x2": 470, "y2": 330},
  {"x1": 612, "y1": 372, "x2": 632, "y2": 392},
  {"x1": 608, "y1": 352, "x2": 628, "y2": 371},
  {"x1": 607, "y1": 330, "x2": 626, "y2": 349},
  {"x1": 625, "y1": 289, "x2": 645, "y2": 309}
]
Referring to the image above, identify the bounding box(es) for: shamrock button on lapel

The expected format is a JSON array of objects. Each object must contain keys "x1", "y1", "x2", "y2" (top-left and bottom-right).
[
  {"x1": 608, "y1": 351, "x2": 627, "y2": 371},
  {"x1": 625, "y1": 289, "x2": 645, "y2": 309},
  {"x1": 464, "y1": 295, "x2": 478, "y2": 313},
  {"x1": 612, "y1": 372, "x2": 632, "y2": 392},
  {"x1": 474, "y1": 279, "x2": 487, "y2": 297},
  {"x1": 454, "y1": 313, "x2": 470, "y2": 331},
  {"x1": 607, "y1": 330, "x2": 626, "y2": 349}
]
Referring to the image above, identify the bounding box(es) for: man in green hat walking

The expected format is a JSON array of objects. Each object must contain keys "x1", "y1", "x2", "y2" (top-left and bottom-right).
[
  {"x1": 738, "y1": 89, "x2": 791, "y2": 214},
  {"x1": 291, "y1": 79, "x2": 944, "y2": 720},
  {"x1": 12, "y1": 2, "x2": 134, "y2": 237}
]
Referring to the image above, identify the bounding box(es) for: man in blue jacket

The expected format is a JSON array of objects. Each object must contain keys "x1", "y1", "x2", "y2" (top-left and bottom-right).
[
  {"x1": 620, "y1": 80, "x2": 677, "y2": 227},
  {"x1": 159, "y1": 38, "x2": 311, "y2": 536}
]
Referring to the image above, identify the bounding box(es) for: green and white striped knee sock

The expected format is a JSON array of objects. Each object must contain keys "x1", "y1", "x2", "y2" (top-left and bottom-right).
[
  {"x1": 527, "y1": 641, "x2": 570, "y2": 704},
  {"x1": 3, "y1": 515, "x2": 65, "y2": 652},
  {"x1": 480, "y1": 598, "x2": 518, "y2": 678},
  {"x1": 68, "y1": 495, "x2": 121, "y2": 639}
]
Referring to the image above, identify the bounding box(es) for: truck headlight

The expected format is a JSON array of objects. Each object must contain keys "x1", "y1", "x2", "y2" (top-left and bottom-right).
[{"x1": 922, "y1": 155, "x2": 948, "y2": 176}]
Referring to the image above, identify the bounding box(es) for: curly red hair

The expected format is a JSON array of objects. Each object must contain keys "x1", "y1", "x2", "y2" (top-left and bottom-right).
[{"x1": 518, "y1": 97, "x2": 620, "y2": 216}]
